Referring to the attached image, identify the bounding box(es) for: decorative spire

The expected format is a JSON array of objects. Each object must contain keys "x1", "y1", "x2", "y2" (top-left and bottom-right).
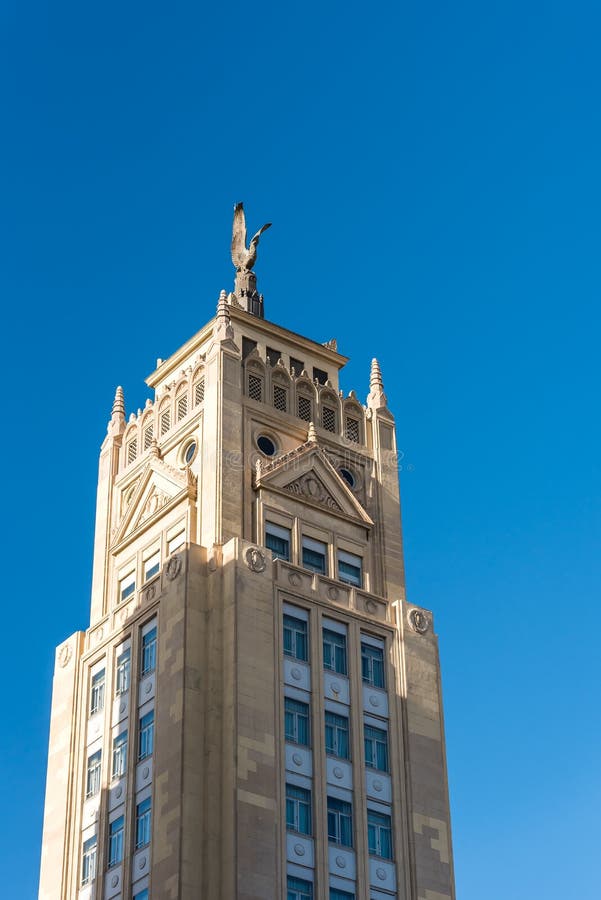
[
  {"x1": 107, "y1": 385, "x2": 126, "y2": 438},
  {"x1": 214, "y1": 289, "x2": 235, "y2": 343},
  {"x1": 367, "y1": 358, "x2": 388, "y2": 410},
  {"x1": 307, "y1": 421, "x2": 318, "y2": 443},
  {"x1": 230, "y1": 202, "x2": 271, "y2": 318}
]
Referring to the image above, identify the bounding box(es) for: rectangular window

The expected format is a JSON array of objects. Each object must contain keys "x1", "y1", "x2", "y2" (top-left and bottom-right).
[
  {"x1": 283, "y1": 614, "x2": 308, "y2": 661},
  {"x1": 327, "y1": 796, "x2": 353, "y2": 847},
  {"x1": 194, "y1": 377, "x2": 205, "y2": 405},
  {"x1": 297, "y1": 394, "x2": 312, "y2": 422},
  {"x1": 81, "y1": 835, "x2": 97, "y2": 885},
  {"x1": 266, "y1": 346, "x2": 281, "y2": 367},
  {"x1": 177, "y1": 393, "x2": 188, "y2": 420},
  {"x1": 248, "y1": 373, "x2": 263, "y2": 402},
  {"x1": 290, "y1": 357, "x2": 304, "y2": 377},
  {"x1": 115, "y1": 648, "x2": 130, "y2": 696},
  {"x1": 242, "y1": 337, "x2": 257, "y2": 359},
  {"x1": 361, "y1": 642, "x2": 385, "y2": 689},
  {"x1": 337, "y1": 551, "x2": 362, "y2": 588},
  {"x1": 135, "y1": 797, "x2": 152, "y2": 849},
  {"x1": 141, "y1": 627, "x2": 157, "y2": 676},
  {"x1": 134, "y1": 891, "x2": 149, "y2": 900},
  {"x1": 107, "y1": 816, "x2": 124, "y2": 868},
  {"x1": 143, "y1": 423, "x2": 154, "y2": 450},
  {"x1": 144, "y1": 551, "x2": 160, "y2": 581},
  {"x1": 329, "y1": 890, "x2": 354, "y2": 900},
  {"x1": 89, "y1": 669, "x2": 105, "y2": 716},
  {"x1": 364, "y1": 724, "x2": 389, "y2": 772},
  {"x1": 344, "y1": 416, "x2": 360, "y2": 444},
  {"x1": 160, "y1": 409, "x2": 170, "y2": 435},
  {"x1": 367, "y1": 809, "x2": 393, "y2": 859},
  {"x1": 323, "y1": 628, "x2": 347, "y2": 675},
  {"x1": 286, "y1": 783, "x2": 312, "y2": 835},
  {"x1": 325, "y1": 711, "x2": 350, "y2": 759},
  {"x1": 322, "y1": 406, "x2": 336, "y2": 433},
  {"x1": 127, "y1": 438, "x2": 137, "y2": 464},
  {"x1": 168, "y1": 530, "x2": 185, "y2": 554},
  {"x1": 287, "y1": 875, "x2": 313, "y2": 900},
  {"x1": 273, "y1": 383, "x2": 288, "y2": 412},
  {"x1": 111, "y1": 731, "x2": 128, "y2": 780},
  {"x1": 85, "y1": 750, "x2": 102, "y2": 798},
  {"x1": 313, "y1": 366, "x2": 328, "y2": 385},
  {"x1": 302, "y1": 536, "x2": 327, "y2": 575},
  {"x1": 284, "y1": 697, "x2": 310, "y2": 746},
  {"x1": 265, "y1": 522, "x2": 291, "y2": 561},
  {"x1": 139, "y1": 710, "x2": 154, "y2": 760},
  {"x1": 119, "y1": 571, "x2": 136, "y2": 604}
]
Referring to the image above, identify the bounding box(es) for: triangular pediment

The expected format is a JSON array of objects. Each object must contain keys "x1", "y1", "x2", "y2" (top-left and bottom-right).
[
  {"x1": 255, "y1": 442, "x2": 373, "y2": 526},
  {"x1": 112, "y1": 457, "x2": 196, "y2": 546}
]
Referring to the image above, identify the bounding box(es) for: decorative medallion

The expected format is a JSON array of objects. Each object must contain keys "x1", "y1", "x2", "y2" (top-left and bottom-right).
[
  {"x1": 166, "y1": 554, "x2": 182, "y2": 580},
  {"x1": 119, "y1": 700, "x2": 126, "y2": 714},
  {"x1": 365, "y1": 598, "x2": 378, "y2": 614},
  {"x1": 288, "y1": 571, "x2": 302, "y2": 587},
  {"x1": 95, "y1": 627, "x2": 104, "y2": 644},
  {"x1": 290, "y1": 667, "x2": 302, "y2": 682},
  {"x1": 111, "y1": 875, "x2": 119, "y2": 888},
  {"x1": 138, "y1": 855, "x2": 147, "y2": 870},
  {"x1": 286, "y1": 473, "x2": 342, "y2": 512},
  {"x1": 292, "y1": 753, "x2": 303, "y2": 766},
  {"x1": 294, "y1": 843, "x2": 305, "y2": 857},
  {"x1": 327, "y1": 586, "x2": 340, "y2": 602},
  {"x1": 57, "y1": 642, "x2": 72, "y2": 668},
  {"x1": 376, "y1": 867, "x2": 386, "y2": 880},
  {"x1": 373, "y1": 778, "x2": 383, "y2": 793},
  {"x1": 335, "y1": 855, "x2": 346, "y2": 869},
  {"x1": 333, "y1": 766, "x2": 344, "y2": 780},
  {"x1": 330, "y1": 681, "x2": 341, "y2": 695},
  {"x1": 369, "y1": 694, "x2": 380, "y2": 708},
  {"x1": 245, "y1": 547, "x2": 266, "y2": 573},
  {"x1": 119, "y1": 609, "x2": 128, "y2": 625},
  {"x1": 115, "y1": 786, "x2": 123, "y2": 799},
  {"x1": 142, "y1": 766, "x2": 150, "y2": 779},
  {"x1": 408, "y1": 607, "x2": 430, "y2": 634},
  {"x1": 144, "y1": 583, "x2": 156, "y2": 603},
  {"x1": 145, "y1": 680, "x2": 153, "y2": 694}
]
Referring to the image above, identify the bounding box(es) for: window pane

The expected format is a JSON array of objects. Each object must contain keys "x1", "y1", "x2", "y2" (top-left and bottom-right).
[
  {"x1": 287, "y1": 874, "x2": 313, "y2": 900},
  {"x1": 139, "y1": 710, "x2": 154, "y2": 760},
  {"x1": 323, "y1": 628, "x2": 347, "y2": 675},
  {"x1": 266, "y1": 523, "x2": 291, "y2": 561},
  {"x1": 141, "y1": 626, "x2": 157, "y2": 675},
  {"x1": 90, "y1": 669, "x2": 105, "y2": 715},
  {"x1": 112, "y1": 731, "x2": 128, "y2": 779},
  {"x1": 283, "y1": 614, "x2": 308, "y2": 661},
  {"x1": 115, "y1": 648, "x2": 130, "y2": 695}
]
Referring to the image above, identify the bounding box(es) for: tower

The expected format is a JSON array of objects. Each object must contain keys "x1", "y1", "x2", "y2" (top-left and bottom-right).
[{"x1": 39, "y1": 204, "x2": 455, "y2": 900}]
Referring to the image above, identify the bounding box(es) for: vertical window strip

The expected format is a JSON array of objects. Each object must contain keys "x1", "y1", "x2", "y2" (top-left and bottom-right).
[
  {"x1": 160, "y1": 408, "x2": 170, "y2": 435},
  {"x1": 143, "y1": 422, "x2": 154, "y2": 449},
  {"x1": 177, "y1": 393, "x2": 188, "y2": 420},
  {"x1": 248, "y1": 373, "x2": 263, "y2": 402},
  {"x1": 344, "y1": 416, "x2": 360, "y2": 443},
  {"x1": 322, "y1": 405, "x2": 336, "y2": 432},
  {"x1": 297, "y1": 394, "x2": 312, "y2": 421},
  {"x1": 273, "y1": 383, "x2": 288, "y2": 412},
  {"x1": 194, "y1": 377, "x2": 205, "y2": 405},
  {"x1": 127, "y1": 438, "x2": 138, "y2": 464}
]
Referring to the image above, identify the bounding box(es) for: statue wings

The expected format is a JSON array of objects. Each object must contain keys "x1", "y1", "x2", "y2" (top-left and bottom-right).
[{"x1": 231, "y1": 202, "x2": 272, "y2": 271}]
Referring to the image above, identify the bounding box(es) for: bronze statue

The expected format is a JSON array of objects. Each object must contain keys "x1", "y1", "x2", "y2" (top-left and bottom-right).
[{"x1": 230, "y1": 203, "x2": 271, "y2": 317}]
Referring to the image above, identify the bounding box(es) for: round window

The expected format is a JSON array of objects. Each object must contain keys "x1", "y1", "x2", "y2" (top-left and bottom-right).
[
  {"x1": 257, "y1": 434, "x2": 277, "y2": 457},
  {"x1": 183, "y1": 440, "x2": 197, "y2": 464},
  {"x1": 339, "y1": 467, "x2": 355, "y2": 489}
]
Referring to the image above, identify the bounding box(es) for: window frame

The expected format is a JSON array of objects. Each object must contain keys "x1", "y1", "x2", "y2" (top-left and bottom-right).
[
  {"x1": 265, "y1": 521, "x2": 291, "y2": 562},
  {"x1": 283, "y1": 613, "x2": 308, "y2": 662},
  {"x1": 111, "y1": 730, "x2": 128, "y2": 781},
  {"x1": 325, "y1": 710, "x2": 350, "y2": 760},
  {"x1": 138, "y1": 709, "x2": 155, "y2": 761},
  {"x1": 301, "y1": 536, "x2": 328, "y2": 575},
  {"x1": 367, "y1": 808, "x2": 393, "y2": 860},
  {"x1": 361, "y1": 641, "x2": 386, "y2": 689},
  {"x1": 285, "y1": 782, "x2": 312, "y2": 835},
  {"x1": 337, "y1": 550, "x2": 363, "y2": 588},
  {"x1": 364, "y1": 723, "x2": 389, "y2": 772},
  {"x1": 326, "y1": 795, "x2": 353, "y2": 847},
  {"x1": 284, "y1": 697, "x2": 311, "y2": 746},
  {"x1": 115, "y1": 647, "x2": 131, "y2": 696},
  {"x1": 107, "y1": 816, "x2": 124, "y2": 869},
  {"x1": 135, "y1": 797, "x2": 152, "y2": 849},
  {"x1": 81, "y1": 835, "x2": 97, "y2": 886},
  {"x1": 141, "y1": 626, "x2": 157, "y2": 677},
  {"x1": 85, "y1": 749, "x2": 102, "y2": 799},
  {"x1": 322, "y1": 627, "x2": 348, "y2": 675},
  {"x1": 89, "y1": 669, "x2": 105, "y2": 716}
]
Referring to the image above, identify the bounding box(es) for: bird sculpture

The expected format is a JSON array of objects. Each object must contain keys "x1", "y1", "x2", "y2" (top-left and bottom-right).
[{"x1": 231, "y1": 202, "x2": 271, "y2": 272}]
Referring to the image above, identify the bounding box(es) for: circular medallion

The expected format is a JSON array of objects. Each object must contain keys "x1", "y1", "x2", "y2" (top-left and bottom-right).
[
  {"x1": 95, "y1": 627, "x2": 103, "y2": 644},
  {"x1": 111, "y1": 875, "x2": 119, "y2": 888},
  {"x1": 115, "y1": 785, "x2": 123, "y2": 799},
  {"x1": 335, "y1": 855, "x2": 346, "y2": 869},
  {"x1": 373, "y1": 778, "x2": 383, "y2": 792},
  {"x1": 365, "y1": 598, "x2": 377, "y2": 614},
  {"x1": 376, "y1": 867, "x2": 386, "y2": 880},
  {"x1": 408, "y1": 607, "x2": 430, "y2": 634},
  {"x1": 120, "y1": 700, "x2": 126, "y2": 713},
  {"x1": 330, "y1": 681, "x2": 341, "y2": 695},
  {"x1": 166, "y1": 554, "x2": 182, "y2": 580},
  {"x1": 245, "y1": 547, "x2": 266, "y2": 573},
  {"x1": 292, "y1": 753, "x2": 303, "y2": 766},
  {"x1": 144, "y1": 584, "x2": 156, "y2": 603},
  {"x1": 333, "y1": 766, "x2": 343, "y2": 780},
  {"x1": 327, "y1": 586, "x2": 339, "y2": 601},
  {"x1": 57, "y1": 643, "x2": 72, "y2": 668},
  {"x1": 143, "y1": 766, "x2": 150, "y2": 778},
  {"x1": 138, "y1": 855, "x2": 147, "y2": 869},
  {"x1": 288, "y1": 572, "x2": 302, "y2": 586},
  {"x1": 290, "y1": 667, "x2": 302, "y2": 682},
  {"x1": 145, "y1": 681, "x2": 152, "y2": 694},
  {"x1": 369, "y1": 694, "x2": 380, "y2": 708},
  {"x1": 293, "y1": 843, "x2": 305, "y2": 857}
]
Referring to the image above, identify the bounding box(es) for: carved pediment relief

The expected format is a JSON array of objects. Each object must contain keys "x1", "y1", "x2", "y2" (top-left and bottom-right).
[
  {"x1": 255, "y1": 442, "x2": 373, "y2": 526},
  {"x1": 112, "y1": 458, "x2": 197, "y2": 546}
]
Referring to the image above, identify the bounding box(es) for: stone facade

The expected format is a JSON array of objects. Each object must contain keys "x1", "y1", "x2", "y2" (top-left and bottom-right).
[{"x1": 39, "y1": 220, "x2": 455, "y2": 899}]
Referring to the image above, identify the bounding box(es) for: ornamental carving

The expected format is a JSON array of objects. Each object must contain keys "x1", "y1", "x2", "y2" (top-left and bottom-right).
[
  {"x1": 166, "y1": 554, "x2": 182, "y2": 580},
  {"x1": 285, "y1": 473, "x2": 342, "y2": 512},
  {"x1": 138, "y1": 488, "x2": 170, "y2": 525},
  {"x1": 288, "y1": 571, "x2": 302, "y2": 586},
  {"x1": 408, "y1": 607, "x2": 430, "y2": 634},
  {"x1": 58, "y1": 642, "x2": 72, "y2": 668},
  {"x1": 245, "y1": 547, "x2": 266, "y2": 573}
]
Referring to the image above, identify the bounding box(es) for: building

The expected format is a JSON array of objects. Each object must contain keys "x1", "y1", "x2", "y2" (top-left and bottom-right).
[{"x1": 39, "y1": 204, "x2": 456, "y2": 900}]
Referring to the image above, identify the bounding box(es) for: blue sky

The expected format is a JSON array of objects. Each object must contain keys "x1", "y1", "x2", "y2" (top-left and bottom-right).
[{"x1": 1, "y1": 1, "x2": 600, "y2": 896}]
